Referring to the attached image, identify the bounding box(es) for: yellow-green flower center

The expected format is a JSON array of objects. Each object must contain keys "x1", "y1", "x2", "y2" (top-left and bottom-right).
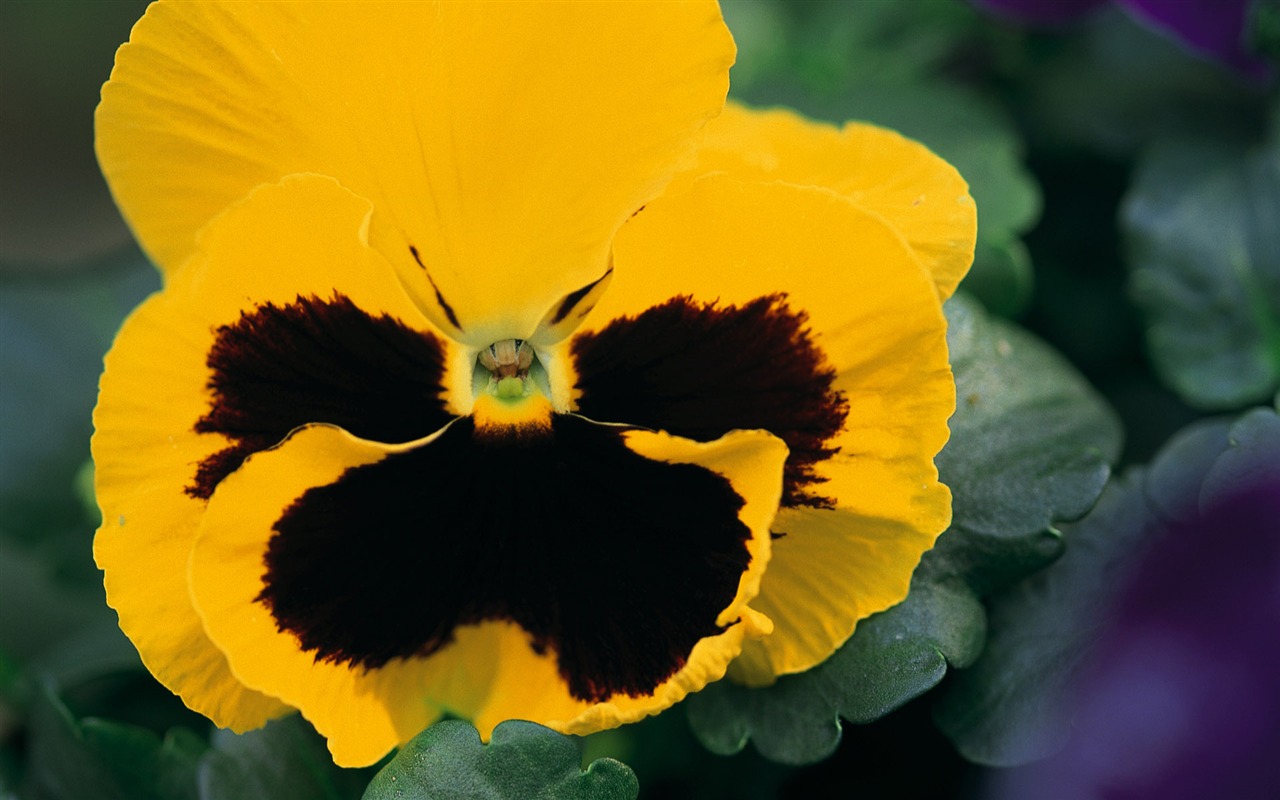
[{"x1": 473, "y1": 339, "x2": 554, "y2": 429}]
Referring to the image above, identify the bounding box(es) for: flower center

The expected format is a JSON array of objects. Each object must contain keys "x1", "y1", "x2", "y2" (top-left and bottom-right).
[
  {"x1": 472, "y1": 338, "x2": 554, "y2": 434},
  {"x1": 478, "y1": 338, "x2": 534, "y2": 398}
]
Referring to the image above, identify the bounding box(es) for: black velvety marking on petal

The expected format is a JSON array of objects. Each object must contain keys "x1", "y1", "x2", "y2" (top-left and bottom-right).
[
  {"x1": 409, "y1": 245, "x2": 462, "y2": 331},
  {"x1": 550, "y1": 268, "x2": 612, "y2": 325},
  {"x1": 188, "y1": 293, "x2": 452, "y2": 499},
  {"x1": 573, "y1": 295, "x2": 848, "y2": 508},
  {"x1": 259, "y1": 415, "x2": 752, "y2": 702}
]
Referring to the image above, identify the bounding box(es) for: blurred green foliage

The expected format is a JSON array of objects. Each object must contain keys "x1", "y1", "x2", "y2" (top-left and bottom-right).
[
  {"x1": 1, "y1": 1, "x2": 1275, "y2": 798},
  {"x1": 935, "y1": 403, "x2": 1280, "y2": 766}
]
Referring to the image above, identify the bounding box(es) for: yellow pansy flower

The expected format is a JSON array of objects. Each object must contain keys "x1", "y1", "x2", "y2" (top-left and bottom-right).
[{"x1": 92, "y1": 0, "x2": 974, "y2": 768}]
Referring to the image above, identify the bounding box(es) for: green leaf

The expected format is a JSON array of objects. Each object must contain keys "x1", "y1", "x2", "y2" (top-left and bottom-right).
[
  {"x1": 686, "y1": 580, "x2": 985, "y2": 765},
  {"x1": 933, "y1": 405, "x2": 1277, "y2": 765},
  {"x1": 20, "y1": 683, "x2": 203, "y2": 800},
  {"x1": 1123, "y1": 136, "x2": 1280, "y2": 409},
  {"x1": 198, "y1": 715, "x2": 370, "y2": 800},
  {"x1": 0, "y1": 251, "x2": 156, "y2": 688},
  {"x1": 1142, "y1": 417, "x2": 1236, "y2": 525},
  {"x1": 941, "y1": 295, "x2": 1121, "y2": 543},
  {"x1": 932, "y1": 471, "x2": 1156, "y2": 767},
  {"x1": 686, "y1": 294, "x2": 1120, "y2": 763},
  {"x1": 1201, "y1": 404, "x2": 1280, "y2": 506},
  {"x1": 362, "y1": 721, "x2": 638, "y2": 800}
]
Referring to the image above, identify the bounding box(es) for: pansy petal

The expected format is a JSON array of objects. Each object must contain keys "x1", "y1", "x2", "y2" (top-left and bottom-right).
[
  {"x1": 585, "y1": 175, "x2": 954, "y2": 680},
  {"x1": 190, "y1": 419, "x2": 787, "y2": 766},
  {"x1": 673, "y1": 103, "x2": 976, "y2": 300},
  {"x1": 93, "y1": 175, "x2": 449, "y2": 729},
  {"x1": 470, "y1": 605, "x2": 772, "y2": 740},
  {"x1": 188, "y1": 425, "x2": 497, "y2": 767},
  {"x1": 95, "y1": 480, "x2": 289, "y2": 730},
  {"x1": 96, "y1": 0, "x2": 735, "y2": 342},
  {"x1": 728, "y1": 507, "x2": 948, "y2": 685}
]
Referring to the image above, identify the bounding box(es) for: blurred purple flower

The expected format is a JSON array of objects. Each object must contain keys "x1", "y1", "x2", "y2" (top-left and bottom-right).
[
  {"x1": 973, "y1": 0, "x2": 1273, "y2": 78},
  {"x1": 994, "y1": 479, "x2": 1280, "y2": 800}
]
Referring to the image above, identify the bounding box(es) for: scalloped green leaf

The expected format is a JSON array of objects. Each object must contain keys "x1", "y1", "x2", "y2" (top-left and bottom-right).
[
  {"x1": 198, "y1": 715, "x2": 370, "y2": 800},
  {"x1": 940, "y1": 294, "x2": 1121, "y2": 546},
  {"x1": 1201, "y1": 405, "x2": 1280, "y2": 506},
  {"x1": 1143, "y1": 418, "x2": 1236, "y2": 525},
  {"x1": 20, "y1": 683, "x2": 203, "y2": 800},
  {"x1": 686, "y1": 294, "x2": 1120, "y2": 764},
  {"x1": 687, "y1": 579, "x2": 984, "y2": 765},
  {"x1": 362, "y1": 721, "x2": 637, "y2": 800},
  {"x1": 1123, "y1": 136, "x2": 1280, "y2": 409},
  {"x1": 932, "y1": 471, "x2": 1156, "y2": 767},
  {"x1": 934, "y1": 405, "x2": 1277, "y2": 766}
]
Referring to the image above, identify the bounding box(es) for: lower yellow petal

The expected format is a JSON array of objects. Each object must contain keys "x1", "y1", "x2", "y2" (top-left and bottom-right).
[
  {"x1": 189, "y1": 420, "x2": 787, "y2": 766},
  {"x1": 728, "y1": 504, "x2": 947, "y2": 684},
  {"x1": 97, "y1": 1, "x2": 734, "y2": 342},
  {"x1": 471, "y1": 606, "x2": 772, "y2": 740}
]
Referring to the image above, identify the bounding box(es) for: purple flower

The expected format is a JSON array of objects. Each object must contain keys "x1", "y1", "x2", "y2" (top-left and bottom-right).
[{"x1": 993, "y1": 479, "x2": 1280, "y2": 800}]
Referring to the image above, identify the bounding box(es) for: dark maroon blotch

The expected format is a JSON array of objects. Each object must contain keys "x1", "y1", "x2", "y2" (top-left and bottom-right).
[
  {"x1": 572, "y1": 294, "x2": 848, "y2": 508},
  {"x1": 258, "y1": 414, "x2": 753, "y2": 703},
  {"x1": 188, "y1": 293, "x2": 452, "y2": 499}
]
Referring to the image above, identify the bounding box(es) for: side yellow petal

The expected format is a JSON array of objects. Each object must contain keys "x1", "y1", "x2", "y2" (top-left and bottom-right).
[
  {"x1": 93, "y1": 175, "x2": 439, "y2": 730},
  {"x1": 97, "y1": 0, "x2": 735, "y2": 343},
  {"x1": 600, "y1": 175, "x2": 941, "y2": 374},
  {"x1": 674, "y1": 102, "x2": 976, "y2": 300},
  {"x1": 598, "y1": 175, "x2": 954, "y2": 681}
]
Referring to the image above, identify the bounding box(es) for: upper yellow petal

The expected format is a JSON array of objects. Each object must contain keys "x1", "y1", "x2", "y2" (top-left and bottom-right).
[
  {"x1": 96, "y1": 0, "x2": 735, "y2": 342},
  {"x1": 673, "y1": 102, "x2": 976, "y2": 301}
]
